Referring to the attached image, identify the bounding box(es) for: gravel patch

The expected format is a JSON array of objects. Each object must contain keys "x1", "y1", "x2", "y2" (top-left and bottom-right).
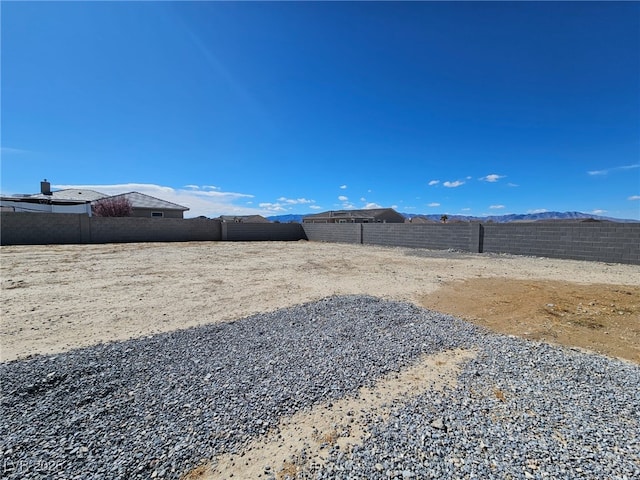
[
  {"x1": 1, "y1": 295, "x2": 638, "y2": 479},
  {"x1": 322, "y1": 338, "x2": 640, "y2": 479},
  {"x1": 402, "y1": 248, "x2": 484, "y2": 260}
]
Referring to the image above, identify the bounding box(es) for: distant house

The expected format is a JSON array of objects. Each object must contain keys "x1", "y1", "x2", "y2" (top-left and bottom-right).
[
  {"x1": 0, "y1": 180, "x2": 97, "y2": 215},
  {"x1": 3, "y1": 181, "x2": 189, "y2": 218},
  {"x1": 99, "y1": 192, "x2": 189, "y2": 218},
  {"x1": 302, "y1": 208, "x2": 405, "y2": 224},
  {"x1": 218, "y1": 215, "x2": 270, "y2": 223},
  {"x1": 27, "y1": 184, "x2": 109, "y2": 202},
  {"x1": 405, "y1": 216, "x2": 437, "y2": 224},
  {"x1": 0, "y1": 195, "x2": 94, "y2": 215}
]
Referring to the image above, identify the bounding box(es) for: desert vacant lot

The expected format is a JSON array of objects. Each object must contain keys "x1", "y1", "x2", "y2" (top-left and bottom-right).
[{"x1": 1, "y1": 241, "x2": 639, "y2": 364}]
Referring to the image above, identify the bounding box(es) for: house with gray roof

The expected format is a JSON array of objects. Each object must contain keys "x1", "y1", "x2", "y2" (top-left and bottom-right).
[
  {"x1": 4, "y1": 181, "x2": 189, "y2": 218},
  {"x1": 0, "y1": 180, "x2": 98, "y2": 215},
  {"x1": 302, "y1": 208, "x2": 405, "y2": 224},
  {"x1": 218, "y1": 215, "x2": 270, "y2": 223},
  {"x1": 0, "y1": 195, "x2": 94, "y2": 215},
  {"x1": 28, "y1": 189, "x2": 109, "y2": 202},
  {"x1": 98, "y1": 192, "x2": 189, "y2": 218}
]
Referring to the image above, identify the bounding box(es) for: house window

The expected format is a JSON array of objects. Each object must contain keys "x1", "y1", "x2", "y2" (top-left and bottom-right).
[{"x1": 151, "y1": 212, "x2": 164, "y2": 217}]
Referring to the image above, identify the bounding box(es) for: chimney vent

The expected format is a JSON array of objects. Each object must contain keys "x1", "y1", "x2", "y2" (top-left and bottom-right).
[{"x1": 41, "y1": 179, "x2": 52, "y2": 195}]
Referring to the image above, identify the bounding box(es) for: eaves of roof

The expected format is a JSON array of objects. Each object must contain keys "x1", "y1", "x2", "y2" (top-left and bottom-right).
[{"x1": 101, "y1": 192, "x2": 189, "y2": 211}]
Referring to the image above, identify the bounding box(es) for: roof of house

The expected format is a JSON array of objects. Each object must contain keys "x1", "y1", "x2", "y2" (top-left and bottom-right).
[
  {"x1": 219, "y1": 215, "x2": 270, "y2": 223},
  {"x1": 304, "y1": 208, "x2": 400, "y2": 220},
  {"x1": 27, "y1": 189, "x2": 108, "y2": 202},
  {"x1": 100, "y1": 192, "x2": 189, "y2": 211},
  {"x1": 406, "y1": 216, "x2": 438, "y2": 224},
  {"x1": 1, "y1": 195, "x2": 92, "y2": 205}
]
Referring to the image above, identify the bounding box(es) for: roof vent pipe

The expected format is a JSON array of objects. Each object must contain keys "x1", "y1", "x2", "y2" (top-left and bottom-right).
[{"x1": 41, "y1": 179, "x2": 52, "y2": 195}]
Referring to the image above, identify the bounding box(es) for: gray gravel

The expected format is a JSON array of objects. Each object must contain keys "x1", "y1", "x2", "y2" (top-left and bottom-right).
[{"x1": 1, "y1": 295, "x2": 638, "y2": 479}]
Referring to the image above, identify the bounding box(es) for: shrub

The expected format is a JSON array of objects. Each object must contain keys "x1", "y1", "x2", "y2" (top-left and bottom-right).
[{"x1": 92, "y1": 197, "x2": 132, "y2": 217}]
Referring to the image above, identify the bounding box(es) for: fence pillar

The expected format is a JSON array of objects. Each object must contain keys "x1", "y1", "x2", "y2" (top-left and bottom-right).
[
  {"x1": 79, "y1": 215, "x2": 91, "y2": 243},
  {"x1": 470, "y1": 223, "x2": 484, "y2": 253}
]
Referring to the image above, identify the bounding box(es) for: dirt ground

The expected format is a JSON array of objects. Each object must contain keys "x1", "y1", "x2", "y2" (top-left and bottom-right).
[
  {"x1": 1, "y1": 241, "x2": 639, "y2": 364},
  {"x1": 420, "y1": 278, "x2": 640, "y2": 363},
  {"x1": 2, "y1": 241, "x2": 639, "y2": 480}
]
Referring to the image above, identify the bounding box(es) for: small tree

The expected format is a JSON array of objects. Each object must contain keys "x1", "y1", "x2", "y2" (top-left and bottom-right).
[
  {"x1": 440, "y1": 214, "x2": 448, "y2": 224},
  {"x1": 92, "y1": 197, "x2": 132, "y2": 217}
]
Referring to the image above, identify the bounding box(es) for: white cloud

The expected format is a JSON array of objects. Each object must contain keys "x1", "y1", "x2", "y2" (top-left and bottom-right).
[
  {"x1": 466, "y1": 176, "x2": 472, "y2": 180},
  {"x1": 527, "y1": 208, "x2": 548, "y2": 214},
  {"x1": 443, "y1": 180, "x2": 464, "y2": 188},
  {"x1": 258, "y1": 202, "x2": 287, "y2": 212},
  {"x1": 360, "y1": 197, "x2": 367, "y2": 202},
  {"x1": 588, "y1": 164, "x2": 639, "y2": 176},
  {"x1": 428, "y1": 202, "x2": 440, "y2": 207},
  {"x1": 628, "y1": 195, "x2": 640, "y2": 201},
  {"x1": 480, "y1": 174, "x2": 505, "y2": 182},
  {"x1": 428, "y1": 180, "x2": 440, "y2": 186},
  {"x1": 338, "y1": 195, "x2": 348, "y2": 201},
  {"x1": 461, "y1": 208, "x2": 471, "y2": 211},
  {"x1": 591, "y1": 209, "x2": 607, "y2": 215},
  {"x1": 185, "y1": 184, "x2": 220, "y2": 191},
  {"x1": 257, "y1": 196, "x2": 316, "y2": 213},
  {"x1": 340, "y1": 185, "x2": 347, "y2": 189},
  {"x1": 309, "y1": 205, "x2": 322, "y2": 210},
  {"x1": 507, "y1": 183, "x2": 519, "y2": 187},
  {"x1": 52, "y1": 183, "x2": 269, "y2": 218},
  {"x1": 364, "y1": 202, "x2": 382, "y2": 209},
  {"x1": 489, "y1": 205, "x2": 505, "y2": 209},
  {"x1": 276, "y1": 197, "x2": 314, "y2": 205}
]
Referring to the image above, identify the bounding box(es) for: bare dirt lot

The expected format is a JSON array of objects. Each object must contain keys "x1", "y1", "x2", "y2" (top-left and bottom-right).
[
  {"x1": 421, "y1": 278, "x2": 639, "y2": 363},
  {"x1": 2, "y1": 241, "x2": 639, "y2": 480},
  {"x1": 1, "y1": 241, "x2": 639, "y2": 364}
]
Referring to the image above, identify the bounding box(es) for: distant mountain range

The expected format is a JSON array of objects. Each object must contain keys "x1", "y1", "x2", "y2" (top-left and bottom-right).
[
  {"x1": 267, "y1": 211, "x2": 638, "y2": 223},
  {"x1": 267, "y1": 214, "x2": 307, "y2": 223}
]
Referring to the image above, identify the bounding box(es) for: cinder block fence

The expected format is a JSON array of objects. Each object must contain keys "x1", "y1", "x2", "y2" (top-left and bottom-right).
[
  {"x1": 481, "y1": 222, "x2": 639, "y2": 264},
  {"x1": 0, "y1": 213, "x2": 223, "y2": 244},
  {"x1": 1, "y1": 212, "x2": 638, "y2": 265}
]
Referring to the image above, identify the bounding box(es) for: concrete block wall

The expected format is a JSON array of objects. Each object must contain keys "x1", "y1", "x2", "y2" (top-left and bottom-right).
[
  {"x1": 184, "y1": 218, "x2": 223, "y2": 241},
  {"x1": 0, "y1": 212, "x2": 84, "y2": 245},
  {"x1": 482, "y1": 222, "x2": 640, "y2": 264},
  {"x1": 302, "y1": 222, "x2": 639, "y2": 264},
  {"x1": 301, "y1": 224, "x2": 362, "y2": 244},
  {"x1": 89, "y1": 217, "x2": 222, "y2": 243},
  {"x1": 223, "y1": 222, "x2": 305, "y2": 241},
  {"x1": 0, "y1": 213, "x2": 222, "y2": 245},
  {"x1": 363, "y1": 223, "x2": 480, "y2": 252},
  {"x1": 2, "y1": 213, "x2": 638, "y2": 265}
]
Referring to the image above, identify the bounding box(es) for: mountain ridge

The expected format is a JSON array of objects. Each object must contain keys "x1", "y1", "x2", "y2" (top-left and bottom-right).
[{"x1": 267, "y1": 211, "x2": 638, "y2": 223}]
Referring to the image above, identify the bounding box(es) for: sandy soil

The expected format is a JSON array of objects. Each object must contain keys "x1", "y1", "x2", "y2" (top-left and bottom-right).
[
  {"x1": 1, "y1": 241, "x2": 639, "y2": 364},
  {"x1": 2, "y1": 241, "x2": 639, "y2": 479},
  {"x1": 420, "y1": 278, "x2": 640, "y2": 363}
]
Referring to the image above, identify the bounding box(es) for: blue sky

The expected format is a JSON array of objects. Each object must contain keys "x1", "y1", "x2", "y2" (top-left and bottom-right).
[{"x1": 2, "y1": 1, "x2": 639, "y2": 219}]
